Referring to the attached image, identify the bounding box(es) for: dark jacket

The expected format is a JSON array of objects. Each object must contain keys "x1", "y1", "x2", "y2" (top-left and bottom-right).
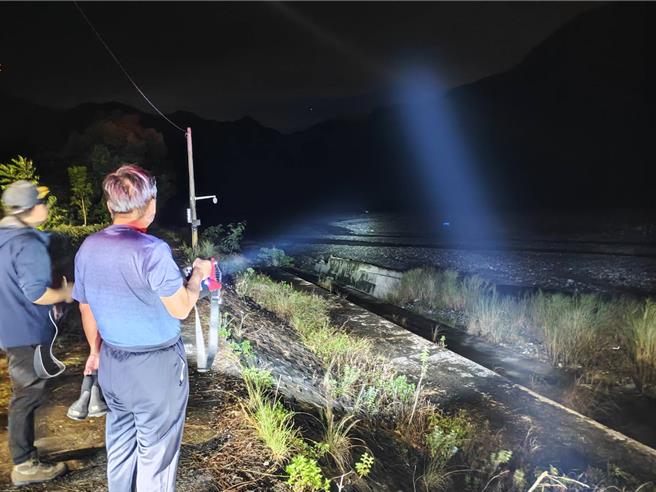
[{"x1": 0, "y1": 216, "x2": 53, "y2": 350}]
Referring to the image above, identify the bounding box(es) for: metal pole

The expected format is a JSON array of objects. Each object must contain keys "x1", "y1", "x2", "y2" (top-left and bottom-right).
[{"x1": 186, "y1": 127, "x2": 199, "y2": 247}]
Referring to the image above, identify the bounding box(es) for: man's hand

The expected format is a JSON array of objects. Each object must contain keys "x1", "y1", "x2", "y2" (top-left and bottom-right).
[
  {"x1": 84, "y1": 352, "x2": 100, "y2": 376},
  {"x1": 192, "y1": 258, "x2": 213, "y2": 279},
  {"x1": 160, "y1": 258, "x2": 212, "y2": 320},
  {"x1": 60, "y1": 276, "x2": 74, "y2": 304},
  {"x1": 79, "y1": 303, "x2": 102, "y2": 371},
  {"x1": 33, "y1": 276, "x2": 75, "y2": 305}
]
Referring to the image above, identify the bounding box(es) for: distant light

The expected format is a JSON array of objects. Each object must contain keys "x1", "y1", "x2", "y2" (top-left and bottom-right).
[{"x1": 442, "y1": 221, "x2": 450, "y2": 228}]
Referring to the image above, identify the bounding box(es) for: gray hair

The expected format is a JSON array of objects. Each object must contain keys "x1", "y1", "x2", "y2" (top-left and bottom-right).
[{"x1": 103, "y1": 164, "x2": 157, "y2": 214}]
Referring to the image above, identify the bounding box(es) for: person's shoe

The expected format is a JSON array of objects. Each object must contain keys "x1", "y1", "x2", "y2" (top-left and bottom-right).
[
  {"x1": 11, "y1": 458, "x2": 67, "y2": 486},
  {"x1": 66, "y1": 374, "x2": 93, "y2": 420},
  {"x1": 87, "y1": 377, "x2": 108, "y2": 418}
]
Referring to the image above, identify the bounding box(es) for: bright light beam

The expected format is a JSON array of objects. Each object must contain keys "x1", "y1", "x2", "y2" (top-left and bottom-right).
[{"x1": 396, "y1": 67, "x2": 499, "y2": 241}]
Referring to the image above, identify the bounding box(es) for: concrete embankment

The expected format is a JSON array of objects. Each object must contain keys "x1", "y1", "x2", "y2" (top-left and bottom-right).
[{"x1": 263, "y1": 268, "x2": 656, "y2": 483}]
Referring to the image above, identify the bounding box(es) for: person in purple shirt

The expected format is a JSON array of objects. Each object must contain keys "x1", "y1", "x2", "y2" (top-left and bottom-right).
[{"x1": 73, "y1": 164, "x2": 211, "y2": 491}]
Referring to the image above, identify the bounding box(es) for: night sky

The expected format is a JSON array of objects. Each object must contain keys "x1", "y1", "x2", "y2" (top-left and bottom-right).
[{"x1": 1, "y1": 2, "x2": 598, "y2": 131}]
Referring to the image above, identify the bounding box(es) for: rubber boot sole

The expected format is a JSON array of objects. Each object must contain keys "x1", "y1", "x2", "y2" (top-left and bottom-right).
[
  {"x1": 11, "y1": 464, "x2": 67, "y2": 486},
  {"x1": 87, "y1": 409, "x2": 107, "y2": 418},
  {"x1": 66, "y1": 409, "x2": 87, "y2": 421}
]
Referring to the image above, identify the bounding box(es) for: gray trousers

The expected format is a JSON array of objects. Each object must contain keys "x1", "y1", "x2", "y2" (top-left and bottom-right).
[
  {"x1": 99, "y1": 338, "x2": 189, "y2": 492},
  {"x1": 6, "y1": 345, "x2": 49, "y2": 464}
]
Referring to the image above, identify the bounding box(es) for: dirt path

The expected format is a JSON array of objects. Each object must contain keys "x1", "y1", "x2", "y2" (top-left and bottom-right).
[{"x1": 0, "y1": 307, "x2": 287, "y2": 492}]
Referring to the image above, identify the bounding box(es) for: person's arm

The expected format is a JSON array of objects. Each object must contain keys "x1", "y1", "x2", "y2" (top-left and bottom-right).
[
  {"x1": 160, "y1": 259, "x2": 212, "y2": 320},
  {"x1": 15, "y1": 238, "x2": 73, "y2": 305},
  {"x1": 33, "y1": 276, "x2": 74, "y2": 305},
  {"x1": 79, "y1": 303, "x2": 102, "y2": 375}
]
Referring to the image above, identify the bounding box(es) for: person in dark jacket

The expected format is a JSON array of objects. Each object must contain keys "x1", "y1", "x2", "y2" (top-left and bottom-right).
[{"x1": 0, "y1": 180, "x2": 74, "y2": 486}]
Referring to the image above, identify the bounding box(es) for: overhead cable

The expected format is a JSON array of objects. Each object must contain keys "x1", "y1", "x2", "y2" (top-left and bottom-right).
[{"x1": 73, "y1": 1, "x2": 185, "y2": 133}]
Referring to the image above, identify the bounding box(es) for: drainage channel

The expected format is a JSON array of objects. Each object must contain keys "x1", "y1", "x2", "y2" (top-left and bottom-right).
[{"x1": 281, "y1": 265, "x2": 656, "y2": 451}]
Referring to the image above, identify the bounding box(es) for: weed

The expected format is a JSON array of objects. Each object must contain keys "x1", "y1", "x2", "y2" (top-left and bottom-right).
[
  {"x1": 425, "y1": 409, "x2": 474, "y2": 465},
  {"x1": 286, "y1": 455, "x2": 330, "y2": 492},
  {"x1": 388, "y1": 267, "x2": 643, "y2": 381},
  {"x1": 180, "y1": 239, "x2": 217, "y2": 263},
  {"x1": 355, "y1": 452, "x2": 374, "y2": 477},
  {"x1": 409, "y1": 347, "x2": 430, "y2": 425}
]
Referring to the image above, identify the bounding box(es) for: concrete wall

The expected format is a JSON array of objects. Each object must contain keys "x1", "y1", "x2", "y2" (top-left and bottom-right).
[{"x1": 314, "y1": 255, "x2": 402, "y2": 299}]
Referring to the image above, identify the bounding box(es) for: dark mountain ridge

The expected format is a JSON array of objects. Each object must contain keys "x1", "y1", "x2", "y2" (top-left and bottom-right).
[{"x1": 1, "y1": 3, "x2": 654, "y2": 232}]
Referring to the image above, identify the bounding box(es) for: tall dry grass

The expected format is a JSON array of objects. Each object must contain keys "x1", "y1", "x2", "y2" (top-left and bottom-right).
[
  {"x1": 467, "y1": 291, "x2": 530, "y2": 344},
  {"x1": 529, "y1": 292, "x2": 616, "y2": 368},
  {"x1": 389, "y1": 266, "x2": 656, "y2": 390},
  {"x1": 390, "y1": 268, "x2": 492, "y2": 312},
  {"x1": 624, "y1": 299, "x2": 656, "y2": 391}
]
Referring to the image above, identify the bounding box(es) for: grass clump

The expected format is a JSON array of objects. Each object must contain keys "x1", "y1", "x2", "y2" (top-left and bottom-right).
[
  {"x1": 467, "y1": 291, "x2": 529, "y2": 344},
  {"x1": 318, "y1": 402, "x2": 359, "y2": 473},
  {"x1": 624, "y1": 299, "x2": 656, "y2": 391},
  {"x1": 240, "y1": 364, "x2": 297, "y2": 463},
  {"x1": 390, "y1": 268, "x2": 492, "y2": 312},
  {"x1": 248, "y1": 399, "x2": 298, "y2": 463},
  {"x1": 529, "y1": 292, "x2": 614, "y2": 368},
  {"x1": 242, "y1": 366, "x2": 275, "y2": 408}
]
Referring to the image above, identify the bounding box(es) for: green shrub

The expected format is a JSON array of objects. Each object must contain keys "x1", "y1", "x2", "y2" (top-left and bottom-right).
[
  {"x1": 200, "y1": 221, "x2": 246, "y2": 255},
  {"x1": 257, "y1": 246, "x2": 295, "y2": 267},
  {"x1": 425, "y1": 409, "x2": 474, "y2": 465},
  {"x1": 42, "y1": 195, "x2": 68, "y2": 229},
  {"x1": 286, "y1": 455, "x2": 330, "y2": 492},
  {"x1": 47, "y1": 223, "x2": 107, "y2": 248}
]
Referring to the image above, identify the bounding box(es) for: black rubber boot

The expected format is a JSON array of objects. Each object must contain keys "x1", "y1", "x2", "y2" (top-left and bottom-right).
[
  {"x1": 66, "y1": 374, "x2": 93, "y2": 421},
  {"x1": 87, "y1": 373, "x2": 107, "y2": 418}
]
